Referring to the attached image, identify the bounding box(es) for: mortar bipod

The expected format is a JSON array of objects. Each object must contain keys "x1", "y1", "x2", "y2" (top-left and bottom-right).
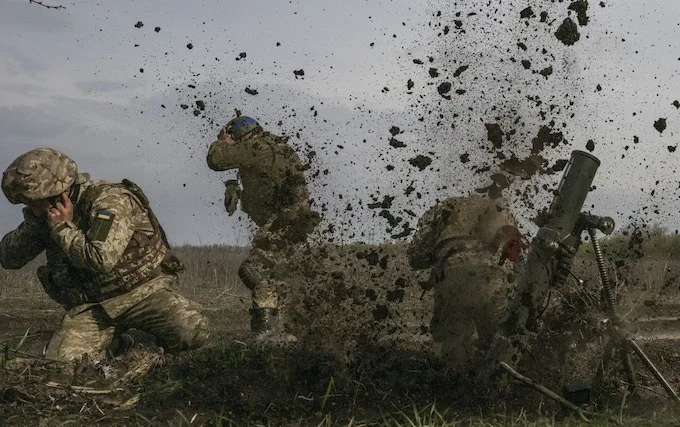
[{"x1": 584, "y1": 213, "x2": 680, "y2": 405}]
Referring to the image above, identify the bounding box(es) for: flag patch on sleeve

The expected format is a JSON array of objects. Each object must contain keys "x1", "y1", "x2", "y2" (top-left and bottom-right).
[{"x1": 90, "y1": 210, "x2": 115, "y2": 242}]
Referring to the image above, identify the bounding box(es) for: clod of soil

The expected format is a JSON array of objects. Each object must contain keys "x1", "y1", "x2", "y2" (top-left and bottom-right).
[
  {"x1": 485, "y1": 123, "x2": 504, "y2": 149},
  {"x1": 520, "y1": 7, "x2": 535, "y2": 19},
  {"x1": 586, "y1": 139, "x2": 595, "y2": 152},
  {"x1": 555, "y1": 17, "x2": 580, "y2": 45},
  {"x1": 531, "y1": 125, "x2": 564, "y2": 154},
  {"x1": 654, "y1": 118, "x2": 667, "y2": 133},
  {"x1": 437, "y1": 82, "x2": 452, "y2": 99},
  {"x1": 367, "y1": 195, "x2": 394, "y2": 209},
  {"x1": 389, "y1": 137, "x2": 406, "y2": 148},
  {"x1": 500, "y1": 154, "x2": 546, "y2": 179},
  {"x1": 453, "y1": 65, "x2": 469, "y2": 77},
  {"x1": 408, "y1": 155, "x2": 432, "y2": 171},
  {"x1": 539, "y1": 66, "x2": 553, "y2": 78},
  {"x1": 568, "y1": 0, "x2": 590, "y2": 26}
]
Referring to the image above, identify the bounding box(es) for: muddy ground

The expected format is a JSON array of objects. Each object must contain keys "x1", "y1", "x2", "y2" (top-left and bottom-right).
[{"x1": 3, "y1": 241, "x2": 680, "y2": 426}]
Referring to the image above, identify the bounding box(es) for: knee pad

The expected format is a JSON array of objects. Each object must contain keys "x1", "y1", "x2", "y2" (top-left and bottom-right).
[{"x1": 238, "y1": 262, "x2": 262, "y2": 291}]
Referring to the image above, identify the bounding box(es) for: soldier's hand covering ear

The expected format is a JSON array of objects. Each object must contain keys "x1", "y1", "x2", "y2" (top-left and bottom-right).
[
  {"x1": 224, "y1": 180, "x2": 241, "y2": 216},
  {"x1": 47, "y1": 192, "x2": 74, "y2": 228}
]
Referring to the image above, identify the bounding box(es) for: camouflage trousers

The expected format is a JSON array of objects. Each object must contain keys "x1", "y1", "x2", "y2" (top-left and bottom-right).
[
  {"x1": 429, "y1": 254, "x2": 516, "y2": 372},
  {"x1": 45, "y1": 279, "x2": 209, "y2": 362},
  {"x1": 240, "y1": 221, "x2": 311, "y2": 310}
]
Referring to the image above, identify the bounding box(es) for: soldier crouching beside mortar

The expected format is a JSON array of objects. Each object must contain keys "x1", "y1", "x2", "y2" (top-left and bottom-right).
[
  {"x1": 0, "y1": 148, "x2": 209, "y2": 362},
  {"x1": 207, "y1": 115, "x2": 321, "y2": 343},
  {"x1": 407, "y1": 195, "x2": 526, "y2": 375}
]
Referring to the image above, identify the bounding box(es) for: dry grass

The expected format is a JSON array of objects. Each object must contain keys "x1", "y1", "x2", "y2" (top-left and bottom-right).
[
  {"x1": 0, "y1": 245, "x2": 249, "y2": 304},
  {"x1": 4, "y1": 230, "x2": 680, "y2": 426}
]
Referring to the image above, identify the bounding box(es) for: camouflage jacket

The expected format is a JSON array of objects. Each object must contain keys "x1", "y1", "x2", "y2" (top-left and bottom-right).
[
  {"x1": 407, "y1": 196, "x2": 520, "y2": 272},
  {"x1": 0, "y1": 174, "x2": 173, "y2": 307},
  {"x1": 207, "y1": 131, "x2": 319, "y2": 228}
]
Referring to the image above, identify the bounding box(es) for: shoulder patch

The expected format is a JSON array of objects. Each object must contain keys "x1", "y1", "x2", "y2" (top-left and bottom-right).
[{"x1": 90, "y1": 210, "x2": 115, "y2": 242}]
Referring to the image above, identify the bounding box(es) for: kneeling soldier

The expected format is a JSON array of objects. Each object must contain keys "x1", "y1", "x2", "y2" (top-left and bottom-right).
[{"x1": 0, "y1": 148, "x2": 209, "y2": 361}]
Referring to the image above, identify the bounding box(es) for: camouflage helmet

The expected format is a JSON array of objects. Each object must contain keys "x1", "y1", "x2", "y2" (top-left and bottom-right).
[
  {"x1": 223, "y1": 116, "x2": 262, "y2": 141},
  {"x1": 1, "y1": 148, "x2": 79, "y2": 204}
]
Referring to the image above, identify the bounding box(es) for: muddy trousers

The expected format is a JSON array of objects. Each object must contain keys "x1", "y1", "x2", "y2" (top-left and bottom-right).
[{"x1": 45, "y1": 288, "x2": 209, "y2": 362}]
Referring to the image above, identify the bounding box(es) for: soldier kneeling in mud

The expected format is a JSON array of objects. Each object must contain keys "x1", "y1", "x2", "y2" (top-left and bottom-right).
[
  {"x1": 407, "y1": 195, "x2": 526, "y2": 374},
  {"x1": 0, "y1": 148, "x2": 209, "y2": 362}
]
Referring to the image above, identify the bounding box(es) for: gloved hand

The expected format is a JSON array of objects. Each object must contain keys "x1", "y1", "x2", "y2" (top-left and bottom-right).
[{"x1": 224, "y1": 179, "x2": 242, "y2": 216}]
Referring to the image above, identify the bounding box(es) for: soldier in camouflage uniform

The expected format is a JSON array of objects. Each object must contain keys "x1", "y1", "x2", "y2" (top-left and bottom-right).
[
  {"x1": 0, "y1": 148, "x2": 209, "y2": 362},
  {"x1": 407, "y1": 196, "x2": 526, "y2": 373},
  {"x1": 207, "y1": 115, "x2": 321, "y2": 341}
]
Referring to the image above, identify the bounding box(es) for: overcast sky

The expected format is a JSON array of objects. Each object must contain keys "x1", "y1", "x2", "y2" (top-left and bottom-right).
[{"x1": 1, "y1": 0, "x2": 678, "y2": 246}]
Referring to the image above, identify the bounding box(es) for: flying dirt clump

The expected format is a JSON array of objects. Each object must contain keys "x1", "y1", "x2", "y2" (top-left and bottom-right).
[
  {"x1": 499, "y1": 154, "x2": 546, "y2": 180},
  {"x1": 408, "y1": 154, "x2": 432, "y2": 171},
  {"x1": 568, "y1": 0, "x2": 590, "y2": 26},
  {"x1": 531, "y1": 125, "x2": 564, "y2": 154},
  {"x1": 485, "y1": 123, "x2": 504, "y2": 149},
  {"x1": 555, "y1": 17, "x2": 580, "y2": 45},
  {"x1": 475, "y1": 173, "x2": 512, "y2": 199},
  {"x1": 437, "y1": 82, "x2": 452, "y2": 100},
  {"x1": 520, "y1": 7, "x2": 535, "y2": 19},
  {"x1": 586, "y1": 139, "x2": 595, "y2": 152},
  {"x1": 654, "y1": 117, "x2": 667, "y2": 133}
]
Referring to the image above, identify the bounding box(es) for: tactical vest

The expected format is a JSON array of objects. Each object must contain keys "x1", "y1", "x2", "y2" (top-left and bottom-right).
[{"x1": 43, "y1": 179, "x2": 183, "y2": 305}]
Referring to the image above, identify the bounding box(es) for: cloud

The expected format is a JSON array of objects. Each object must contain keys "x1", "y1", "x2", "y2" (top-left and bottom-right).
[
  {"x1": 74, "y1": 79, "x2": 144, "y2": 95},
  {"x1": 0, "y1": 46, "x2": 52, "y2": 78},
  {"x1": 0, "y1": 0, "x2": 72, "y2": 35}
]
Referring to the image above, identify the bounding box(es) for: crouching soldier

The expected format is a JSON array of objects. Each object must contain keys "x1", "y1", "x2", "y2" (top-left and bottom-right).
[
  {"x1": 407, "y1": 195, "x2": 526, "y2": 374},
  {"x1": 207, "y1": 115, "x2": 321, "y2": 343},
  {"x1": 0, "y1": 148, "x2": 209, "y2": 362}
]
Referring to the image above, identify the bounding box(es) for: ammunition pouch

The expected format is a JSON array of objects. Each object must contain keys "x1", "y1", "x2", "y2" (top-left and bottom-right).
[{"x1": 37, "y1": 265, "x2": 88, "y2": 309}]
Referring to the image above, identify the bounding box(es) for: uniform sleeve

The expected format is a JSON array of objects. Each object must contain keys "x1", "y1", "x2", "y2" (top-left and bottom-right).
[
  {"x1": 0, "y1": 207, "x2": 47, "y2": 269},
  {"x1": 207, "y1": 140, "x2": 241, "y2": 171},
  {"x1": 206, "y1": 138, "x2": 273, "y2": 171},
  {"x1": 49, "y1": 189, "x2": 141, "y2": 273},
  {"x1": 407, "y1": 205, "x2": 443, "y2": 270}
]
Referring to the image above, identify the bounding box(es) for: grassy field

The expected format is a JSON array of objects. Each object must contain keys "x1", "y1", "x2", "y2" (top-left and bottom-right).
[{"x1": 3, "y1": 231, "x2": 680, "y2": 426}]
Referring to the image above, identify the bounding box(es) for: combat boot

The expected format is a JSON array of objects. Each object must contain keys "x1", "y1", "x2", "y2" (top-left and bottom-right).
[
  {"x1": 249, "y1": 308, "x2": 297, "y2": 345},
  {"x1": 108, "y1": 329, "x2": 159, "y2": 358},
  {"x1": 108, "y1": 332, "x2": 136, "y2": 358}
]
